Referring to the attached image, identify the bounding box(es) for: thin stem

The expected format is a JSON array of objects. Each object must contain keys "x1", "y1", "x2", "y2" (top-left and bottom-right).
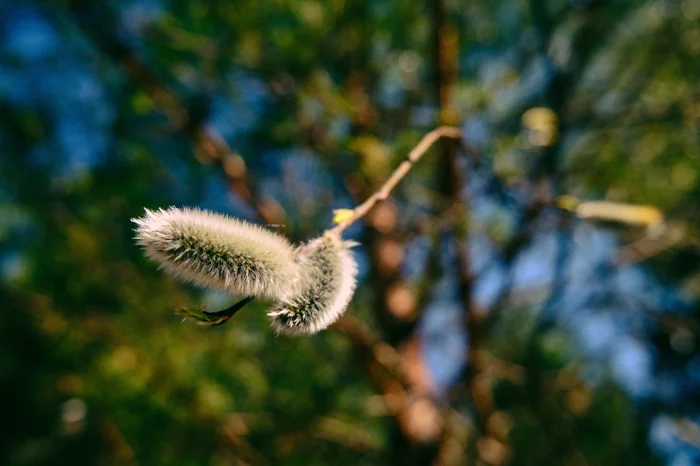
[{"x1": 330, "y1": 126, "x2": 463, "y2": 236}]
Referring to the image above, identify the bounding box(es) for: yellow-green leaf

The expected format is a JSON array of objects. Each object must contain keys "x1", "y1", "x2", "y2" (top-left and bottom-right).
[
  {"x1": 332, "y1": 209, "x2": 355, "y2": 224},
  {"x1": 575, "y1": 201, "x2": 664, "y2": 227},
  {"x1": 556, "y1": 195, "x2": 580, "y2": 212}
]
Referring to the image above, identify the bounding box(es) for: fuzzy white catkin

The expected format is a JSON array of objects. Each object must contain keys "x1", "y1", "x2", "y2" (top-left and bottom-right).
[
  {"x1": 132, "y1": 207, "x2": 301, "y2": 300},
  {"x1": 268, "y1": 232, "x2": 358, "y2": 336}
]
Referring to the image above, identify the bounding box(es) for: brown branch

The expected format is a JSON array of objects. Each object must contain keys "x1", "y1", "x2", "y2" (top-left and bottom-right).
[
  {"x1": 430, "y1": 1, "x2": 489, "y2": 463},
  {"x1": 332, "y1": 313, "x2": 448, "y2": 452},
  {"x1": 331, "y1": 314, "x2": 404, "y2": 379},
  {"x1": 66, "y1": 4, "x2": 280, "y2": 226},
  {"x1": 330, "y1": 126, "x2": 463, "y2": 236}
]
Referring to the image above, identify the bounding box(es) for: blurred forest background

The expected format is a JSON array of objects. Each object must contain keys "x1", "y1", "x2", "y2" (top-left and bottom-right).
[{"x1": 1, "y1": 0, "x2": 700, "y2": 465}]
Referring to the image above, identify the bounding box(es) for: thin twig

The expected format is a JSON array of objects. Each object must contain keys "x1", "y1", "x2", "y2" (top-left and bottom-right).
[{"x1": 330, "y1": 126, "x2": 463, "y2": 236}]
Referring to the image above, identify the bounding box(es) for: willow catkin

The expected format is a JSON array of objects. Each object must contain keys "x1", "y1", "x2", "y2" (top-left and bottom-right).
[
  {"x1": 268, "y1": 232, "x2": 358, "y2": 336},
  {"x1": 132, "y1": 207, "x2": 300, "y2": 300}
]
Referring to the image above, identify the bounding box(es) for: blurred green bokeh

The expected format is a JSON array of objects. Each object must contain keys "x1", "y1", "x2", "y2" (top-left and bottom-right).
[{"x1": 1, "y1": 0, "x2": 699, "y2": 465}]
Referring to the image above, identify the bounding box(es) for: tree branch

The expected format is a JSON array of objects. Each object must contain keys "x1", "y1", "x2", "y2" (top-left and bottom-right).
[
  {"x1": 330, "y1": 126, "x2": 463, "y2": 236},
  {"x1": 66, "y1": 2, "x2": 280, "y2": 226}
]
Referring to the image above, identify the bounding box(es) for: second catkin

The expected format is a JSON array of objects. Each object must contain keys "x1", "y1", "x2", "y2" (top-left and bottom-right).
[{"x1": 268, "y1": 232, "x2": 358, "y2": 336}]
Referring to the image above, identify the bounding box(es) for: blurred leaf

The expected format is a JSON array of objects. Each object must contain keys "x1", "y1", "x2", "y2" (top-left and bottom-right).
[{"x1": 332, "y1": 209, "x2": 355, "y2": 224}]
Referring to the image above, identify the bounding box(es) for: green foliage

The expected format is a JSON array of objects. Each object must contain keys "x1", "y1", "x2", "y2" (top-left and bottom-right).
[{"x1": 2, "y1": 0, "x2": 698, "y2": 464}]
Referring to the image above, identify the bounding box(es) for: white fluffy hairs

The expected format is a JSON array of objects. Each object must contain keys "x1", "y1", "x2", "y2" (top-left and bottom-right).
[
  {"x1": 132, "y1": 207, "x2": 300, "y2": 300},
  {"x1": 268, "y1": 232, "x2": 358, "y2": 336}
]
